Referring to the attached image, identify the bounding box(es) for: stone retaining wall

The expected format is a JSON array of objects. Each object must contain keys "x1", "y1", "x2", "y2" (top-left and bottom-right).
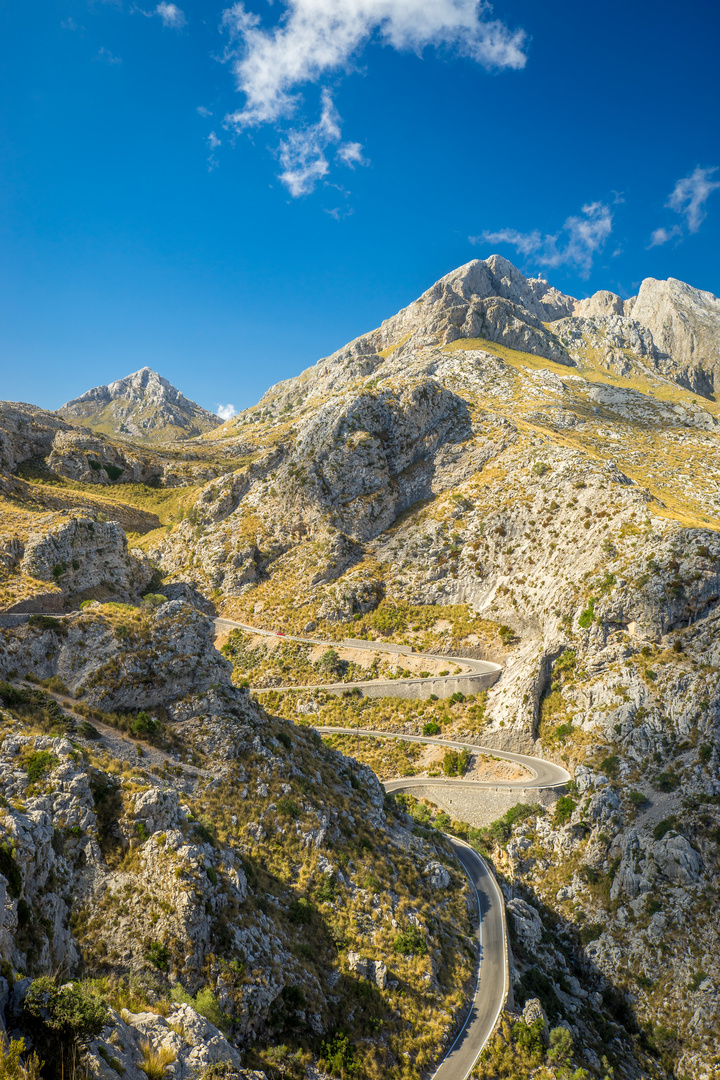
[{"x1": 322, "y1": 669, "x2": 501, "y2": 701}]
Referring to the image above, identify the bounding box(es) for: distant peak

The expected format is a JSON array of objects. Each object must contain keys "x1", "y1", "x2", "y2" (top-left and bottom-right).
[{"x1": 57, "y1": 367, "x2": 221, "y2": 442}]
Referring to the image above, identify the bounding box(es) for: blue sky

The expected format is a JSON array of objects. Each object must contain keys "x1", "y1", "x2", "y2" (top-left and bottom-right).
[{"x1": 1, "y1": 0, "x2": 719, "y2": 416}]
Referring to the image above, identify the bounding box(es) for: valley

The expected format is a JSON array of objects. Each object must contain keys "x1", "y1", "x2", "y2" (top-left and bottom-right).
[{"x1": 0, "y1": 255, "x2": 719, "y2": 1080}]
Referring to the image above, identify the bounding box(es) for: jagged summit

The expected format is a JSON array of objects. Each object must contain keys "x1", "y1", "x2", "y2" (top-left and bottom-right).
[
  {"x1": 58, "y1": 366, "x2": 222, "y2": 442},
  {"x1": 241, "y1": 254, "x2": 720, "y2": 422}
]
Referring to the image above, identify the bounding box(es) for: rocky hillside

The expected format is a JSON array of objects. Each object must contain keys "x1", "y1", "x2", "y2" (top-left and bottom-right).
[
  {"x1": 58, "y1": 367, "x2": 222, "y2": 442},
  {"x1": 0, "y1": 602, "x2": 475, "y2": 1080},
  {"x1": 0, "y1": 254, "x2": 719, "y2": 1080}
]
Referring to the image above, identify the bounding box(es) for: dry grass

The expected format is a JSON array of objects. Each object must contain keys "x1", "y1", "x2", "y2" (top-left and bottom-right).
[{"x1": 138, "y1": 1042, "x2": 176, "y2": 1080}]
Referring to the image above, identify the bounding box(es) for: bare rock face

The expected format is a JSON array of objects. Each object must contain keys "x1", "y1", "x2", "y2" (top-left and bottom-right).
[
  {"x1": 58, "y1": 367, "x2": 222, "y2": 442},
  {"x1": 630, "y1": 277, "x2": 720, "y2": 396},
  {"x1": 86, "y1": 1004, "x2": 246, "y2": 1080},
  {"x1": 573, "y1": 290, "x2": 625, "y2": 318},
  {"x1": 281, "y1": 378, "x2": 473, "y2": 541},
  {"x1": 47, "y1": 429, "x2": 161, "y2": 485},
  {"x1": 447, "y1": 295, "x2": 571, "y2": 363},
  {"x1": 19, "y1": 514, "x2": 153, "y2": 607},
  {"x1": 0, "y1": 402, "x2": 73, "y2": 475}
]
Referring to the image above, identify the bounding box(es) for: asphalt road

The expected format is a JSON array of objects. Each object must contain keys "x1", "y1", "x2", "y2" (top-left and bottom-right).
[
  {"x1": 215, "y1": 618, "x2": 569, "y2": 1079},
  {"x1": 213, "y1": 618, "x2": 502, "y2": 696},
  {"x1": 427, "y1": 837, "x2": 507, "y2": 1080},
  {"x1": 318, "y1": 726, "x2": 570, "y2": 790}
]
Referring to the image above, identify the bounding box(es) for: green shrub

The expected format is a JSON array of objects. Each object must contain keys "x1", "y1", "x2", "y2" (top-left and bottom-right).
[
  {"x1": 146, "y1": 942, "x2": 170, "y2": 970},
  {"x1": 141, "y1": 594, "x2": 167, "y2": 610},
  {"x1": 699, "y1": 743, "x2": 712, "y2": 763},
  {"x1": 422, "y1": 721, "x2": 440, "y2": 736},
  {"x1": 132, "y1": 711, "x2": 158, "y2": 736},
  {"x1": 78, "y1": 720, "x2": 102, "y2": 740},
  {"x1": 531, "y1": 462, "x2": 549, "y2": 476},
  {"x1": 0, "y1": 1037, "x2": 41, "y2": 1080},
  {"x1": 653, "y1": 771, "x2": 679, "y2": 792},
  {"x1": 578, "y1": 598, "x2": 595, "y2": 629},
  {"x1": 288, "y1": 897, "x2": 315, "y2": 924},
  {"x1": 27, "y1": 615, "x2": 67, "y2": 635},
  {"x1": 25, "y1": 751, "x2": 58, "y2": 784},
  {"x1": 320, "y1": 1032, "x2": 357, "y2": 1076},
  {"x1": 315, "y1": 876, "x2": 337, "y2": 903},
  {"x1": 193, "y1": 820, "x2": 216, "y2": 846},
  {"x1": 553, "y1": 795, "x2": 576, "y2": 826},
  {"x1": 653, "y1": 818, "x2": 676, "y2": 840},
  {"x1": 23, "y1": 978, "x2": 108, "y2": 1080},
  {"x1": 579, "y1": 922, "x2": 603, "y2": 944},
  {"x1": 628, "y1": 790, "x2": 648, "y2": 807},
  {"x1": 276, "y1": 797, "x2": 300, "y2": 819},
  {"x1": 394, "y1": 926, "x2": 426, "y2": 955},
  {"x1": 600, "y1": 754, "x2": 620, "y2": 778},
  {"x1": 194, "y1": 988, "x2": 228, "y2": 1031},
  {"x1": 442, "y1": 748, "x2": 469, "y2": 776},
  {"x1": 103, "y1": 464, "x2": 124, "y2": 482}
]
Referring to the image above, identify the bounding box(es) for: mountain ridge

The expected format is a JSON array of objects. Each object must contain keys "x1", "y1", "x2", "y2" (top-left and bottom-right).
[
  {"x1": 58, "y1": 365, "x2": 222, "y2": 443},
  {"x1": 0, "y1": 254, "x2": 719, "y2": 1079}
]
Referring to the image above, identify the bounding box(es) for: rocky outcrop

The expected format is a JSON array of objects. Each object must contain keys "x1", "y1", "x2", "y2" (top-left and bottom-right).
[
  {"x1": 18, "y1": 513, "x2": 153, "y2": 608},
  {"x1": 0, "y1": 600, "x2": 231, "y2": 709},
  {"x1": 86, "y1": 1004, "x2": 246, "y2": 1080},
  {"x1": 630, "y1": 276, "x2": 720, "y2": 396},
  {"x1": 0, "y1": 403, "x2": 73, "y2": 475},
  {"x1": 58, "y1": 367, "x2": 222, "y2": 442},
  {"x1": 47, "y1": 429, "x2": 161, "y2": 486},
  {"x1": 573, "y1": 290, "x2": 625, "y2": 319}
]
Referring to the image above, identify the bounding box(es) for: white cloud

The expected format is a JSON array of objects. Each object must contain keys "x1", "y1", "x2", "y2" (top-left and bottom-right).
[
  {"x1": 221, "y1": 0, "x2": 525, "y2": 194},
  {"x1": 197, "y1": 106, "x2": 213, "y2": 117},
  {"x1": 473, "y1": 201, "x2": 613, "y2": 277},
  {"x1": 666, "y1": 166, "x2": 720, "y2": 233},
  {"x1": 217, "y1": 404, "x2": 237, "y2": 420},
  {"x1": 276, "y1": 91, "x2": 340, "y2": 196},
  {"x1": 648, "y1": 225, "x2": 682, "y2": 248},
  {"x1": 208, "y1": 131, "x2": 221, "y2": 149},
  {"x1": 336, "y1": 141, "x2": 367, "y2": 168},
  {"x1": 96, "y1": 46, "x2": 122, "y2": 64},
  {"x1": 156, "y1": 2, "x2": 186, "y2": 27}
]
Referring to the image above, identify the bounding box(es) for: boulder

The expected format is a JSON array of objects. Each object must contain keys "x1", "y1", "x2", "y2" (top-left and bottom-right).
[
  {"x1": 423, "y1": 861, "x2": 451, "y2": 889},
  {"x1": 507, "y1": 898, "x2": 543, "y2": 949}
]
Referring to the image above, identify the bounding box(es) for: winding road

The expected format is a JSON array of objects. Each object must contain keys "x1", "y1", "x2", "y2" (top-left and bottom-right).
[
  {"x1": 214, "y1": 618, "x2": 502, "y2": 699},
  {"x1": 216, "y1": 618, "x2": 569, "y2": 1080},
  {"x1": 20, "y1": 609, "x2": 564, "y2": 1076}
]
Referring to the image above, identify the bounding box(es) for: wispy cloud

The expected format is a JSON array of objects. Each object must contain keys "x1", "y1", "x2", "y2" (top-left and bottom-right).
[
  {"x1": 648, "y1": 166, "x2": 720, "y2": 247},
  {"x1": 217, "y1": 404, "x2": 237, "y2": 420},
  {"x1": 336, "y1": 141, "x2": 367, "y2": 168},
  {"x1": 221, "y1": 0, "x2": 526, "y2": 195},
  {"x1": 666, "y1": 166, "x2": 720, "y2": 233},
  {"x1": 473, "y1": 201, "x2": 613, "y2": 277},
  {"x1": 647, "y1": 225, "x2": 682, "y2": 248},
  {"x1": 276, "y1": 90, "x2": 367, "y2": 197},
  {"x1": 196, "y1": 106, "x2": 213, "y2": 118},
  {"x1": 155, "y1": 2, "x2": 186, "y2": 28},
  {"x1": 207, "y1": 130, "x2": 222, "y2": 169},
  {"x1": 96, "y1": 46, "x2": 122, "y2": 64}
]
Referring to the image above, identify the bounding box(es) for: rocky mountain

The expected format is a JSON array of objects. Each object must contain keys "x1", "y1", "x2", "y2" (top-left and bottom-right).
[
  {"x1": 58, "y1": 367, "x2": 222, "y2": 442},
  {"x1": 1, "y1": 255, "x2": 720, "y2": 1080}
]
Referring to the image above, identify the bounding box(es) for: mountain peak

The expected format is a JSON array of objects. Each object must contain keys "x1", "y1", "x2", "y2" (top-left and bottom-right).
[{"x1": 57, "y1": 367, "x2": 222, "y2": 443}]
